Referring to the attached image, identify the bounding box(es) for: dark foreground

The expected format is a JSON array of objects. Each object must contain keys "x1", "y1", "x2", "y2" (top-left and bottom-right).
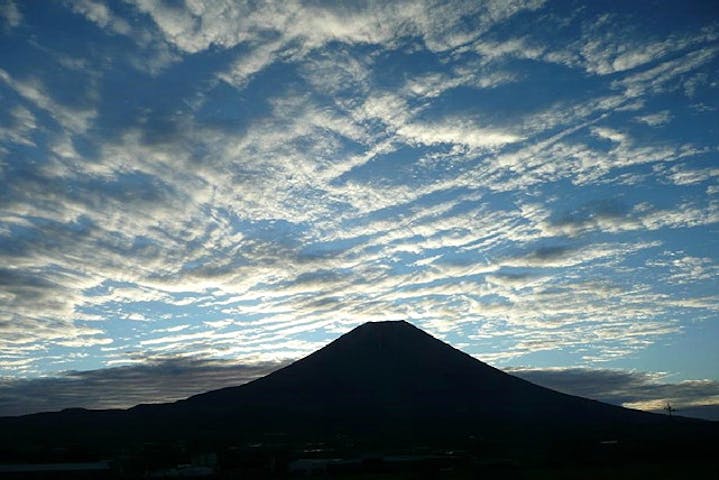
[{"x1": 0, "y1": 428, "x2": 717, "y2": 479}]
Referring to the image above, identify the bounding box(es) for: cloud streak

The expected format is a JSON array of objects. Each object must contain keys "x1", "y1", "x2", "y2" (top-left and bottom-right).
[
  {"x1": 0, "y1": 357, "x2": 287, "y2": 416},
  {"x1": 511, "y1": 367, "x2": 719, "y2": 419},
  {"x1": 2, "y1": 361, "x2": 717, "y2": 422}
]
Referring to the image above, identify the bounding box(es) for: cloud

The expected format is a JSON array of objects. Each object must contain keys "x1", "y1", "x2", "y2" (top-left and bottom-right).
[
  {"x1": 646, "y1": 253, "x2": 718, "y2": 285},
  {"x1": 634, "y1": 110, "x2": 672, "y2": 127},
  {"x1": 614, "y1": 45, "x2": 719, "y2": 98},
  {"x1": 591, "y1": 126, "x2": 628, "y2": 144},
  {"x1": 219, "y1": 39, "x2": 285, "y2": 88},
  {"x1": 0, "y1": 357, "x2": 288, "y2": 416},
  {"x1": 129, "y1": 0, "x2": 546, "y2": 55},
  {"x1": 540, "y1": 199, "x2": 719, "y2": 237},
  {"x1": 397, "y1": 120, "x2": 523, "y2": 149},
  {"x1": 510, "y1": 367, "x2": 719, "y2": 420},
  {"x1": 657, "y1": 163, "x2": 719, "y2": 186},
  {"x1": 402, "y1": 68, "x2": 516, "y2": 99},
  {"x1": 69, "y1": 0, "x2": 131, "y2": 36},
  {"x1": 0, "y1": 68, "x2": 96, "y2": 133},
  {"x1": 537, "y1": 10, "x2": 718, "y2": 78},
  {"x1": 0, "y1": 0, "x2": 21, "y2": 29},
  {"x1": 579, "y1": 21, "x2": 715, "y2": 76}
]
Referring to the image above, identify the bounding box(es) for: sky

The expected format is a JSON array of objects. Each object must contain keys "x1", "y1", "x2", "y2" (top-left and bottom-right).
[{"x1": 0, "y1": 0, "x2": 718, "y2": 418}]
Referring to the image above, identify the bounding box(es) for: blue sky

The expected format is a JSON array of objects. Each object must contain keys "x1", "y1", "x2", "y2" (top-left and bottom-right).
[{"x1": 1, "y1": 0, "x2": 718, "y2": 416}]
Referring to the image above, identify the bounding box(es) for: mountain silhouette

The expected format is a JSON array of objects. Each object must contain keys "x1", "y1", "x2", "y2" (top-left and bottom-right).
[
  {"x1": 171, "y1": 320, "x2": 658, "y2": 430},
  {"x1": 138, "y1": 319, "x2": 707, "y2": 448},
  {"x1": 1, "y1": 321, "x2": 716, "y2": 467}
]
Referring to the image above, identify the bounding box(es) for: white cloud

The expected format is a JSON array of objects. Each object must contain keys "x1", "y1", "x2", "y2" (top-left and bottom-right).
[
  {"x1": 0, "y1": 0, "x2": 21, "y2": 28},
  {"x1": 218, "y1": 39, "x2": 285, "y2": 88},
  {"x1": 658, "y1": 163, "x2": 719, "y2": 186},
  {"x1": 0, "y1": 68, "x2": 96, "y2": 133},
  {"x1": 614, "y1": 45, "x2": 719, "y2": 98},
  {"x1": 591, "y1": 126, "x2": 629, "y2": 144},
  {"x1": 131, "y1": 0, "x2": 546, "y2": 55},
  {"x1": 543, "y1": 13, "x2": 718, "y2": 77},
  {"x1": 472, "y1": 37, "x2": 545, "y2": 62},
  {"x1": 397, "y1": 120, "x2": 522, "y2": 149},
  {"x1": 634, "y1": 110, "x2": 672, "y2": 126},
  {"x1": 647, "y1": 253, "x2": 717, "y2": 285},
  {"x1": 70, "y1": 0, "x2": 131, "y2": 35}
]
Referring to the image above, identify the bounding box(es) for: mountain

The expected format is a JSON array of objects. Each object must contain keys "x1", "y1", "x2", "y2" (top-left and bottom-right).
[
  {"x1": 166, "y1": 320, "x2": 667, "y2": 436},
  {"x1": 1, "y1": 321, "x2": 716, "y2": 468}
]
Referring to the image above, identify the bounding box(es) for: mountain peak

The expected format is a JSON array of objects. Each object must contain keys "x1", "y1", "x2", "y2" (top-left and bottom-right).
[
  {"x1": 325, "y1": 319, "x2": 442, "y2": 356},
  {"x1": 350, "y1": 319, "x2": 418, "y2": 335},
  {"x1": 359, "y1": 319, "x2": 413, "y2": 327}
]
